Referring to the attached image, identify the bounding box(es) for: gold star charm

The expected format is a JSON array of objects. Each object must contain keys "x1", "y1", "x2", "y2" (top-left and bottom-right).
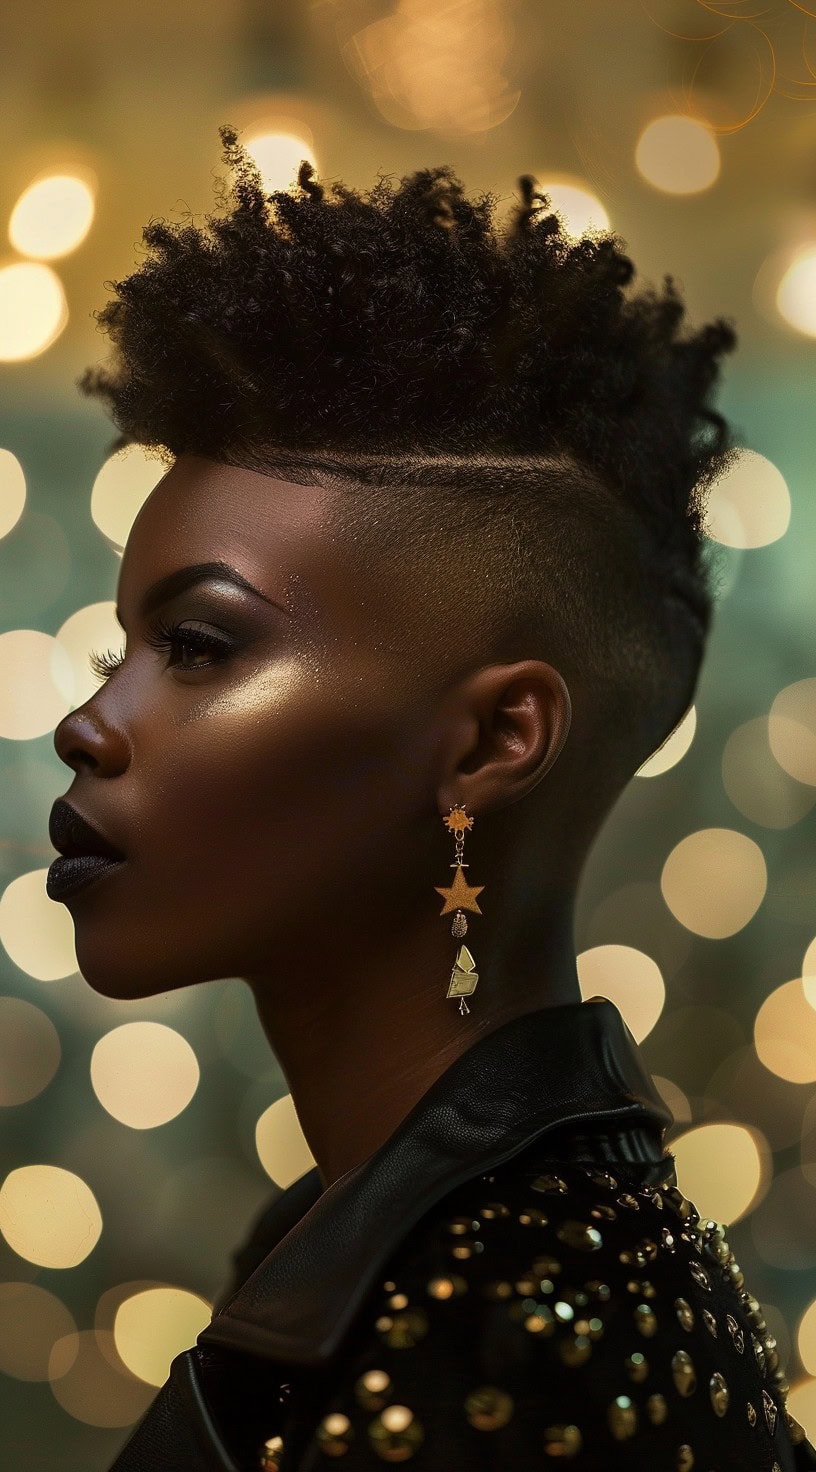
[
  {"x1": 443, "y1": 806, "x2": 473, "y2": 834},
  {"x1": 434, "y1": 864, "x2": 484, "y2": 917}
]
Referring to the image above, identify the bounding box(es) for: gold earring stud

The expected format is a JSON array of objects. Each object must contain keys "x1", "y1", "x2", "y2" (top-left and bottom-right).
[{"x1": 434, "y1": 803, "x2": 485, "y2": 1016}]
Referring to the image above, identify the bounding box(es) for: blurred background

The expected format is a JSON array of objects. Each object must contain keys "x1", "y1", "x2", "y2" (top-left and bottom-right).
[{"x1": 1, "y1": 0, "x2": 816, "y2": 1467}]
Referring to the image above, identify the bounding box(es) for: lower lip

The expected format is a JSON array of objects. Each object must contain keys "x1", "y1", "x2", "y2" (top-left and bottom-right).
[{"x1": 46, "y1": 855, "x2": 125, "y2": 901}]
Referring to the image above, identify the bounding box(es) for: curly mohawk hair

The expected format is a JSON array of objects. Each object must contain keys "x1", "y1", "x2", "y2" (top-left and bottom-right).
[{"x1": 79, "y1": 124, "x2": 741, "y2": 857}]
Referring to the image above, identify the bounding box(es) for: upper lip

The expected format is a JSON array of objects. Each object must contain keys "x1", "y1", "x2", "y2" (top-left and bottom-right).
[{"x1": 49, "y1": 798, "x2": 126, "y2": 862}]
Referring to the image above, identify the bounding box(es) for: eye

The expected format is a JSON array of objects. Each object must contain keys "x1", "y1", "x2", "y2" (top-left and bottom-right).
[{"x1": 88, "y1": 618, "x2": 234, "y2": 681}]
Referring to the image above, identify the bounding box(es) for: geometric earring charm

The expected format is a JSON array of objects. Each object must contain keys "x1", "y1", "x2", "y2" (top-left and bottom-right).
[{"x1": 434, "y1": 803, "x2": 485, "y2": 1015}]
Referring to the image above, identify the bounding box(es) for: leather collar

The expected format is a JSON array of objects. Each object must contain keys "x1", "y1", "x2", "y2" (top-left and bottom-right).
[{"x1": 198, "y1": 995, "x2": 675, "y2": 1368}]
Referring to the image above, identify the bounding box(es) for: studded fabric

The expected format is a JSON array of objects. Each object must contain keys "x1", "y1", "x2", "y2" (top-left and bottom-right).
[{"x1": 272, "y1": 1149, "x2": 816, "y2": 1471}]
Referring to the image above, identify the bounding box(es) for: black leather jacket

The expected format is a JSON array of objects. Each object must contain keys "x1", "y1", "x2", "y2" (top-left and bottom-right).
[{"x1": 106, "y1": 996, "x2": 816, "y2": 1470}]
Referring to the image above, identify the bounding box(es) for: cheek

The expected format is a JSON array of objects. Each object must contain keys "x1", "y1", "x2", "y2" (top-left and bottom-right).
[{"x1": 135, "y1": 666, "x2": 408, "y2": 903}]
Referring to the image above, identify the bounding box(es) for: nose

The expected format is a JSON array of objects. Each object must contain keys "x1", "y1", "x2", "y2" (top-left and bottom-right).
[{"x1": 53, "y1": 704, "x2": 130, "y2": 777}]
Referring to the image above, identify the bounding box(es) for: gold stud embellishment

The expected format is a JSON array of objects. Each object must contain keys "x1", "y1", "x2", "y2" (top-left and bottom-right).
[
  {"x1": 607, "y1": 1395, "x2": 638, "y2": 1440},
  {"x1": 542, "y1": 1424, "x2": 582, "y2": 1458},
  {"x1": 436, "y1": 803, "x2": 484, "y2": 1013},
  {"x1": 368, "y1": 1405, "x2": 424, "y2": 1460},
  {"x1": 675, "y1": 1297, "x2": 695, "y2": 1331},
  {"x1": 556, "y1": 1220, "x2": 603, "y2": 1252},
  {"x1": 762, "y1": 1388, "x2": 778, "y2": 1435},
  {"x1": 259, "y1": 1436, "x2": 285, "y2": 1470},
  {"x1": 625, "y1": 1352, "x2": 649, "y2": 1383},
  {"x1": 465, "y1": 1386, "x2": 514, "y2": 1430},
  {"x1": 672, "y1": 1349, "x2": 697, "y2": 1396},
  {"x1": 315, "y1": 1414, "x2": 355, "y2": 1456},
  {"x1": 725, "y1": 1312, "x2": 745, "y2": 1353},
  {"x1": 646, "y1": 1393, "x2": 668, "y2": 1425},
  {"x1": 676, "y1": 1446, "x2": 695, "y2": 1471},
  {"x1": 701, "y1": 1309, "x2": 718, "y2": 1337},
  {"x1": 747, "y1": 1400, "x2": 757, "y2": 1427},
  {"x1": 709, "y1": 1371, "x2": 730, "y2": 1416},
  {"x1": 355, "y1": 1370, "x2": 392, "y2": 1412}
]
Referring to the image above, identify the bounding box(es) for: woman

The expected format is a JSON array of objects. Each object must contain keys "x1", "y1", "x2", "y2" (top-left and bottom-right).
[{"x1": 47, "y1": 126, "x2": 815, "y2": 1470}]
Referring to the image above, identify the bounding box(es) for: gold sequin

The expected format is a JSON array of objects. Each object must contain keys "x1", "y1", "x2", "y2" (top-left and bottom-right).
[
  {"x1": 464, "y1": 1386, "x2": 514, "y2": 1430},
  {"x1": 725, "y1": 1313, "x2": 744, "y2": 1353},
  {"x1": 524, "y1": 1304, "x2": 555, "y2": 1335},
  {"x1": 531, "y1": 1174, "x2": 569, "y2": 1194},
  {"x1": 762, "y1": 1388, "x2": 778, "y2": 1435},
  {"x1": 626, "y1": 1278, "x2": 657, "y2": 1297},
  {"x1": 616, "y1": 1193, "x2": 641, "y2": 1210},
  {"x1": 559, "y1": 1334, "x2": 592, "y2": 1367},
  {"x1": 556, "y1": 1220, "x2": 603, "y2": 1252},
  {"x1": 447, "y1": 1216, "x2": 479, "y2": 1235},
  {"x1": 608, "y1": 1394, "x2": 638, "y2": 1440},
  {"x1": 543, "y1": 1424, "x2": 583, "y2": 1457},
  {"x1": 661, "y1": 1226, "x2": 676, "y2": 1251},
  {"x1": 688, "y1": 1260, "x2": 711, "y2": 1291},
  {"x1": 355, "y1": 1370, "x2": 392, "y2": 1412},
  {"x1": 368, "y1": 1405, "x2": 424, "y2": 1462},
  {"x1": 259, "y1": 1436, "x2": 284, "y2": 1470},
  {"x1": 672, "y1": 1349, "x2": 697, "y2": 1395},
  {"x1": 625, "y1": 1351, "x2": 649, "y2": 1382},
  {"x1": 634, "y1": 1303, "x2": 658, "y2": 1337},
  {"x1": 375, "y1": 1309, "x2": 429, "y2": 1349},
  {"x1": 675, "y1": 1297, "x2": 695, "y2": 1331},
  {"x1": 647, "y1": 1393, "x2": 668, "y2": 1425},
  {"x1": 676, "y1": 1443, "x2": 695, "y2": 1470},
  {"x1": 479, "y1": 1201, "x2": 510, "y2": 1219},
  {"x1": 427, "y1": 1275, "x2": 468, "y2": 1300},
  {"x1": 709, "y1": 1371, "x2": 729, "y2": 1416},
  {"x1": 752, "y1": 1334, "x2": 766, "y2": 1374},
  {"x1": 585, "y1": 1168, "x2": 618, "y2": 1191},
  {"x1": 701, "y1": 1309, "x2": 718, "y2": 1337},
  {"x1": 315, "y1": 1414, "x2": 355, "y2": 1457},
  {"x1": 747, "y1": 1401, "x2": 757, "y2": 1427}
]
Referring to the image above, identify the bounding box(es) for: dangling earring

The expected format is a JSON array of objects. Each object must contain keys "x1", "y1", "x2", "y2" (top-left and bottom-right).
[{"x1": 434, "y1": 802, "x2": 485, "y2": 1016}]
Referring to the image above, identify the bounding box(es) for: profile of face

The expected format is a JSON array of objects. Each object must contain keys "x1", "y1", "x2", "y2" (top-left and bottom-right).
[{"x1": 50, "y1": 453, "x2": 446, "y2": 1000}]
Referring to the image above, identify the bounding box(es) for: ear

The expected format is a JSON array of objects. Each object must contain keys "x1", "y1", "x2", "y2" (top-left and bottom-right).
[{"x1": 436, "y1": 658, "x2": 572, "y2": 817}]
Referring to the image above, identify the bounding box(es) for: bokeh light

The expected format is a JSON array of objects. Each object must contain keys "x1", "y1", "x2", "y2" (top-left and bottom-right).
[
  {"x1": 635, "y1": 115, "x2": 720, "y2": 194},
  {"x1": 0, "y1": 869, "x2": 78, "y2": 981},
  {"x1": 576, "y1": 944, "x2": 665, "y2": 1042},
  {"x1": 0, "y1": 996, "x2": 60, "y2": 1104},
  {"x1": 750, "y1": 1166, "x2": 816, "y2": 1270},
  {"x1": 670, "y1": 1122, "x2": 768, "y2": 1225},
  {"x1": 754, "y1": 979, "x2": 816, "y2": 1084},
  {"x1": 8, "y1": 173, "x2": 95, "y2": 260},
  {"x1": 776, "y1": 246, "x2": 816, "y2": 338},
  {"x1": 0, "y1": 629, "x2": 73, "y2": 739},
  {"x1": 0, "y1": 1282, "x2": 76, "y2": 1380},
  {"x1": 113, "y1": 1286, "x2": 212, "y2": 1385},
  {"x1": 0, "y1": 262, "x2": 68, "y2": 361},
  {"x1": 705, "y1": 450, "x2": 791, "y2": 550},
  {"x1": 0, "y1": 1165, "x2": 102, "y2": 1267},
  {"x1": 255, "y1": 1092, "x2": 316, "y2": 1187},
  {"x1": 55, "y1": 600, "x2": 122, "y2": 709},
  {"x1": 798, "y1": 1300, "x2": 816, "y2": 1376},
  {"x1": 636, "y1": 704, "x2": 696, "y2": 778},
  {"x1": 535, "y1": 179, "x2": 610, "y2": 240},
  {"x1": 243, "y1": 127, "x2": 318, "y2": 191},
  {"x1": 48, "y1": 1329, "x2": 154, "y2": 1427},
  {"x1": 721, "y1": 717, "x2": 816, "y2": 829},
  {"x1": 343, "y1": 0, "x2": 521, "y2": 137},
  {"x1": 90, "y1": 1023, "x2": 200, "y2": 1129},
  {"x1": 768, "y1": 680, "x2": 816, "y2": 788},
  {"x1": 660, "y1": 828, "x2": 767, "y2": 938},
  {"x1": 90, "y1": 445, "x2": 167, "y2": 551},
  {"x1": 0, "y1": 448, "x2": 26, "y2": 540}
]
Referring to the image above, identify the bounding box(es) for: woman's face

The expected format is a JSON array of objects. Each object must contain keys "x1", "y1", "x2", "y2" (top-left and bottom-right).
[{"x1": 51, "y1": 453, "x2": 439, "y2": 999}]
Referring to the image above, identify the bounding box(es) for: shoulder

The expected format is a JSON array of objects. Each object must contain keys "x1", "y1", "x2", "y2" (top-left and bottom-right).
[{"x1": 292, "y1": 1153, "x2": 808, "y2": 1471}]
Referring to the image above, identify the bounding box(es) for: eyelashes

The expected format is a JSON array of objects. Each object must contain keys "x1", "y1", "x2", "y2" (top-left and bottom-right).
[{"x1": 88, "y1": 616, "x2": 235, "y2": 682}]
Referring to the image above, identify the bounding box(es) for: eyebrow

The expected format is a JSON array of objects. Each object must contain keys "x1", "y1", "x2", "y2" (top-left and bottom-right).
[{"x1": 115, "y1": 560, "x2": 291, "y2": 626}]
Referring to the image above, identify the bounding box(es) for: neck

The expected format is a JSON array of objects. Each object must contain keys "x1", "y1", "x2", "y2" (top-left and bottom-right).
[{"x1": 244, "y1": 888, "x2": 581, "y2": 1190}]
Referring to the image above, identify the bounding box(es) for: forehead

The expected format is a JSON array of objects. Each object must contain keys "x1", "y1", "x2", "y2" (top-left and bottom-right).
[{"x1": 116, "y1": 453, "x2": 349, "y2": 629}]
